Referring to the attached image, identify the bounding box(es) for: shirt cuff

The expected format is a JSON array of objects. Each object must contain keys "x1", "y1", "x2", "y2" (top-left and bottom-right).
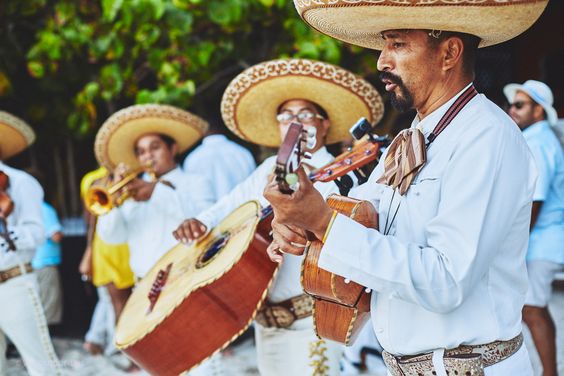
[
  {"x1": 318, "y1": 213, "x2": 383, "y2": 278},
  {"x1": 321, "y1": 210, "x2": 339, "y2": 243}
]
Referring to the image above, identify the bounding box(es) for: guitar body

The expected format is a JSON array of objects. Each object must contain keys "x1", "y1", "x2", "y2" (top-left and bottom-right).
[
  {"x1": 302, "y1": 195, "x2": 378, "y2": 345},
  {"x1": 114, "y1": 201, "x2": 278, "y2": 376}
]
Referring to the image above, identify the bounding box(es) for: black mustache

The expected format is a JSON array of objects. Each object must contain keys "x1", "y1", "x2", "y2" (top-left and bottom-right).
[{"x1": 379, "y1": 71, "x2": 403, "y2": 86}]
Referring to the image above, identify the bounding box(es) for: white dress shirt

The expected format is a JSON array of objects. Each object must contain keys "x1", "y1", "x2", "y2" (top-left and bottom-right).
[
  {"x1": 0, "y1": 162, "x2": 45, "y2": 270},
  {"x1": 319, "y1": 86, "x2": 537, "y2": 355},
  {"x1": 196, "y1": 147, "x2": 338, "y2": 302},
  {"x1": 97, "y1": 166, "x2": 214, "y2": 278},
  {"x1": 183, "y1": 135, "x2": 256, "y2": 201}
]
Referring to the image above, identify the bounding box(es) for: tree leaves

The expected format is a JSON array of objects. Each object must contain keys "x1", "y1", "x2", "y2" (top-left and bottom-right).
[{"x1": 1, "y1": 0, "x2": 374, "y2": 139}]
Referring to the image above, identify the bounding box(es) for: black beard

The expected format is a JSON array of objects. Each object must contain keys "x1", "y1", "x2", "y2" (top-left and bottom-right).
[{"x1": 380, "y1": 72, "x2": 414, "y2": 113}]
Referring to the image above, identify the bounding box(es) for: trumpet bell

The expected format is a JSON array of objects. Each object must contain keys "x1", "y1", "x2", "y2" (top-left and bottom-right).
[{"x1": 84, "y1": 186, "x2": 115, "y2": 216}]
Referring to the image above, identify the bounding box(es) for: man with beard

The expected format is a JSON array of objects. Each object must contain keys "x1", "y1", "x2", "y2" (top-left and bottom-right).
[
  {"x1": 504, "y1": 80, "x2": 564, "y2": 376},
  {"x1": 264, "y1": 1, "x2": 548, "y2": 375}
]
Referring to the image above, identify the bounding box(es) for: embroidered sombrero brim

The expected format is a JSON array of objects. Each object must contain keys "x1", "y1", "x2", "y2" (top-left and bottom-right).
[
  {"x1": 95, "y1": 104, "x2": 208, "y2": 170},
  {"x1": 0, "y1": 111, "x2": 35, "y2": 160},
  {"x1": 293, "y1": 0, "x2": 549, "y2": 50},
  {"x1": 221, "y1": 59, "x2": 384, "y2": 147}
]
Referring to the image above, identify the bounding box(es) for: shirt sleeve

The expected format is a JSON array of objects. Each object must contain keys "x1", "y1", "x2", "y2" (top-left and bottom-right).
[
  {"x1": 196, "y1": 159, "x2": 271, "y2": 230},
  {"x1": 319, "y1": 126, "x2": 534, "y2": 314},
  {"x1": 3, "y1": 177, "x2": 45, "y2": 251},
  {"x1": 43, "y1": 204, "x2": 62, "y2": 238},
  {"x1": 527, "y1": 141, "x2": 552, "y2": 202},
  {"x1": 96, "y1": 208, "x2": 129, "y2": 244}
]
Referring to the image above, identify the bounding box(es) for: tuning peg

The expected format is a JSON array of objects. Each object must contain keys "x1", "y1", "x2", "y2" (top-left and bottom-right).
[
  {"x1": 285, "y1": 173, "x2": 299, "y2": 191},
  {"x1": 303, "y1": 152, "x2": 312, "y2": 160},
  {"x1": 349, "y1": 117, "x2": 373, "y2": 140}
]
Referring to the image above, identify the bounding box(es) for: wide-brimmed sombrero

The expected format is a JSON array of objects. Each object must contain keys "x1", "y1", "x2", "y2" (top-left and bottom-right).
[
  {"x1": 221, "y1": 58, "x2": 384, "y2": 147},
  {"x1": 293, "y1": 0, "x2": 548, "y2": 50},
  {"x1": 0, "y1": 111, "x2": 36, "y2": 160},
  {"x1": 95, "y1": 104, "x2": 208, "y2": 170}
]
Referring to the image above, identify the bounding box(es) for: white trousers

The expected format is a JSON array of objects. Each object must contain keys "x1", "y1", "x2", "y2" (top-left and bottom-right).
[
  {"x1": 255, "y1": 316, "x2": 343, "y2": 376},
  {"x1": 84, "y1": 286, "x2": 116, "y2": 355},
  {"x1": 35, "y1": 266, "x2": 63, "y2": 325},
  {"x1": 0, "y1": 272, "x2": 61, "y2": 376},
  {"x1": 188, "y1": 353, "x2": 224, "y2": 376},
  {"x1": 386, "y1": 343, "x2": 533, "y2": 376}
]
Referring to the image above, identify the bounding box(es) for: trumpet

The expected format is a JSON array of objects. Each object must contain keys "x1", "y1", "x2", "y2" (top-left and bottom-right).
[{"x1": 84, "y1": 163, "x2": 156, "y2": 216}]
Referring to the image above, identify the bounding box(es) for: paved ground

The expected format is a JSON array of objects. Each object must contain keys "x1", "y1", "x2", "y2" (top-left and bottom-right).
[{"x1": 8, "y1": 286, "x2": 564, "y2": 375}]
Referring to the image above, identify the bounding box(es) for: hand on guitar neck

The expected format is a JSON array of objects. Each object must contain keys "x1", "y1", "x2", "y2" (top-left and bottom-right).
[{"x1": 264, "y1": 166, "x2": 334, "y2": 262}]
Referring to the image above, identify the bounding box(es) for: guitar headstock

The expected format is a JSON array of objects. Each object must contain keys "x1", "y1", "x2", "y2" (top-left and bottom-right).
[
  {"x1": 310, "y1": 118, "x2": 390, "y2": 183},
  {"x1": 274, "y1": 122, "x2": 317, "y2": 194}
]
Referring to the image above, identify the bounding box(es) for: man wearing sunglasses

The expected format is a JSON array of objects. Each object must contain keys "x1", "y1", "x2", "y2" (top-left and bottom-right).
[
  {"x1": 173, "y1": 58, "x2": 384, "y2": 376},
  {"x1": 504, "y1": 80, "x2": 564, "y2": 376}
]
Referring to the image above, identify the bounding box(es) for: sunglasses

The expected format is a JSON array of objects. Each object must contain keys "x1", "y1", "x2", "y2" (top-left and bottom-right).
[{"x1": 509, "y1": 101, "x2": 534, "y2": 110}]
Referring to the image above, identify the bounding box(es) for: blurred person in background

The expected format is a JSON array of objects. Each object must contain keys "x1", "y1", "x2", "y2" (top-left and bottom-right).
[
  {"x1": 183, "y1": 105, "x2": 255, "y2": 202},
  {"x1": 0, "y1": 111, "x2": 61, "y2": 375},
  {"x1": 79, "y1": 166, "x2": 135, "y2": 359},
  {"x1": 505, "y1": 80, "x2": 564, "y2": 376}
]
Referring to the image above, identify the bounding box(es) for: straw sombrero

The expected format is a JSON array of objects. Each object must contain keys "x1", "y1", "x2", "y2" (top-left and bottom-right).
[
  {"x1": 0, "y1": 111, "x2": 36, "y2": 160},
  {"x1": 95, "y1": 104, "x2": 208, "y2": 170},
  {"x1": 221, "y1": 58, "x2": 384, "y2": 147},
  {"x1": 293, "y1": 0, "x2": 549, "y2": 50}
]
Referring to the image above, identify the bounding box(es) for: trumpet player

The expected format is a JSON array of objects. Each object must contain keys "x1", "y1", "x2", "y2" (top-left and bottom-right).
[{"x1": 94, "y1": 104, "x2": 214, "y2": 280}]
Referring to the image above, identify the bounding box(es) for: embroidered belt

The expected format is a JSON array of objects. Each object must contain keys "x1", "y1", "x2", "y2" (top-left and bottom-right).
[
  {"x1": 0, "y1": 263, "x2": 33, "y2": 283},
  {"x1": 255, "y1": 294, "x2": 313, "y2": 329},
  {"x1": 382, "y1": 333, "x2": 523, "y2": 376}
]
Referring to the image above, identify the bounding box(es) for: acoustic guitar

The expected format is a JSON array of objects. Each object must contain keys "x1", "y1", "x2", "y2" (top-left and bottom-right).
[
  {"x1": 301, "y1": 195, "x2": 378, "y2": 346},
  {"x1": 114, "y1": 121, "x2": 386, "y2": 375}
]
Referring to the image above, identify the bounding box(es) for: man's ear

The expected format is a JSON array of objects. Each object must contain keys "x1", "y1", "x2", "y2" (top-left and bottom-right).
[
  {"x1": 171, "y1": 142, "x2": 179, "y2": 156},
  {"x1": 321, "y1": 119, "x2": 331, "y2": 137},
  {"x1": 442, "y1": 36, "x2": 464, "y2": 72},
  {"x1": 533, "y1": 103, "x2": 545, "y2": 121}
]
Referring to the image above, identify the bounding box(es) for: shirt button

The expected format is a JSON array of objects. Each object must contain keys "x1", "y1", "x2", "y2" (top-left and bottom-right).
[{"x1": 376, "y1": 328, "x2": 384, "y2": 334}]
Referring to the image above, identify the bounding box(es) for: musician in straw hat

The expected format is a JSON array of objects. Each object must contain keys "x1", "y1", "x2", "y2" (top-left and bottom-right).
[
  {"x1": 173, "y1": 58, "x2": 384, "y2": 375},
  {"x1": 264, "y1": 1, "x2": 549, "y2": 375},
  {"x1": 0, "y1": 111, "x2": 61, "y2": 375},
  {"x1": 94, "y1": 104, "x2": 214, "y2": 280}
]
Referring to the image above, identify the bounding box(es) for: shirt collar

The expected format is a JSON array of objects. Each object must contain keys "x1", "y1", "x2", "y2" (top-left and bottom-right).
[
  {"x1": 309, "y1": 146, "x2": 334, "y2": 168},
  {"x1": 202, "y1": 134, "x2": 227, "y2": 145},
  {"x1": 522, "y1": 120, "x2": 550, "y2": 140},
  {"x1": 411, "y1": 82, "x2": 474, "y2": 140}
]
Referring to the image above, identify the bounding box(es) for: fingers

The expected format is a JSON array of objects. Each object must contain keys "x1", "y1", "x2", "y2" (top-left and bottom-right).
[
  {"x1": 272, "y1": 218, "x2": 307, "y2": 246},
  {"x1": 266, "y1": 241, "x2": 284, "y2": 263},
  {"x1": 173, "y1": 219, "x2": 207, "y2": 244},
  {"x1": 271, "y1": 224, "x2": 307, "y2": 256}
]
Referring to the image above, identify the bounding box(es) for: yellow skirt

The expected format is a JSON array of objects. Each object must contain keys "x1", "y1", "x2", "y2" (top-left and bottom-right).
[{"x1": 92, "y1": 233, "x2": 135, "y2": 289}]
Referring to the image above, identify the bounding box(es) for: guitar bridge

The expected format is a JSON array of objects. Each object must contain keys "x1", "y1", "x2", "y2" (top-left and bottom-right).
[{"x1": 147, "y1": 263, "x2": 173, "y2": 314}]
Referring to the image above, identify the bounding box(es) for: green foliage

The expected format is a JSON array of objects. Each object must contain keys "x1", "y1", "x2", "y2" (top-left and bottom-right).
[{"x1": 0, "y1": 0, "x2": 377, "y2": 141}]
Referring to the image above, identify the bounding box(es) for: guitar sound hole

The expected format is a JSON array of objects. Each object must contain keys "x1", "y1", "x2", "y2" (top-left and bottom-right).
[{"x1": 196, "y1": 233, "x2": 230, "y2": 268}]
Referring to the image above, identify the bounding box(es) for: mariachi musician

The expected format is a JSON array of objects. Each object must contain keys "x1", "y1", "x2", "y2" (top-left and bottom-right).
[
  {"x1": 265, "y1": 1, "x2": 548, "y2": 375},
  {"x1": 93, "y1": 104, "x2": 214, "y2": 281},
  {"x1": 0, "y1": 111, "x2": 61, "y2": 375},
  {"x1": 173, "y1": 58, "x2": 384, "y2": 376}
]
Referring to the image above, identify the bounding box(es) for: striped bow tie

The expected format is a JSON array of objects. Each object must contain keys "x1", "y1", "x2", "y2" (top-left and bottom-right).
[{"x1": 376, "y1": 128, "x2": 426, "y2": 195}]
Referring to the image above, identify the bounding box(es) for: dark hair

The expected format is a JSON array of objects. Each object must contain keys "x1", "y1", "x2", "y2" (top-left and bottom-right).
[
  {"x1": 427, "y1": 31, "x2": 481, "y2": 77},
  {"x1": 276, "y1": 100, "x2": 329, "y2": 120},
  {"x1": 134, "y1": 133, "x2": 177, "y2": 156},
  {"x1": 157, "y1": 133, "x2": 176, "y2": 149}
]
